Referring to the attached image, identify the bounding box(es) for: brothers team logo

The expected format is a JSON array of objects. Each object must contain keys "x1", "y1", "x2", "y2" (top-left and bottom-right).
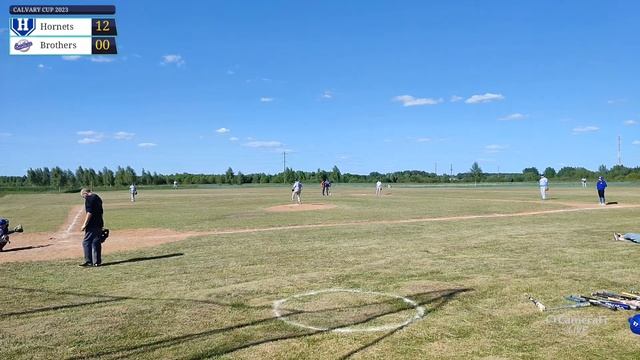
[
  {"x1": 14, "y1": 39, "x2": 33, "y2": 52},
  {"x1": 11, "y1": 18, "x2": 36, "y2": 36}
]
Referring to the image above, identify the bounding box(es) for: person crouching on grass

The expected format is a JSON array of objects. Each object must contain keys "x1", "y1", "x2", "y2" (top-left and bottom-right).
[{"x1": 79, "y1": 188, "x2": 104, "y2": 267}]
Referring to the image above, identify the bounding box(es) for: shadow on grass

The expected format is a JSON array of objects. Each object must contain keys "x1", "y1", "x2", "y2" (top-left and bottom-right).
[
  {"x1": 99, "y1": 253, "x2": 184, "y2": 267},
  {"x1": 1, "y1": 244, "x2": 52, "y2": 252},
  {"x1": 0, "y1": 285, "x2": 471, "y2": 359},
  {"x1": 0, "y1": 298, "x2": 122, "y2": 317},
  {"x1": 187, "y1": 288, "x2": 473, "y2": 360},
  {"x1": 336, "y1": 288, "x2": 471, "y2": 360},
  {"x1": 0, "y1": 285, "x2": 272, "y2": 313},
  {"x1": 87, "y1": 288, "x2": 471, "y2": 359}
]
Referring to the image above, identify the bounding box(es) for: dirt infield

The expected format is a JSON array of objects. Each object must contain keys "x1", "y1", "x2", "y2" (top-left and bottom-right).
[
  {"x1": 266, "y1": 203, "x2": 337, "y2": 212},
  {"x1": 1, "y1": 202, "x2": 637, "y2": 263},
  {"x1": 0, "y1": 205, "x2": 199, "y2": 263}
]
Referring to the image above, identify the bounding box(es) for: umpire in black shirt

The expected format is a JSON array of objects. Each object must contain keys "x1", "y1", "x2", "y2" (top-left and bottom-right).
[{"x1": 80, "y1": 188, "x2": 104, "y2": 267}]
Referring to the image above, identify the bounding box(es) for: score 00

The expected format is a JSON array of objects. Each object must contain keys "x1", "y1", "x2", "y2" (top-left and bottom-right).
[{"x1": 92, "y1": 37, "x2": 117, "y2": 54}]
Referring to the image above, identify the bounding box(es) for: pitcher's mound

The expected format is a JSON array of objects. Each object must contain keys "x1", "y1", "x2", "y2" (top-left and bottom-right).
[{"x1": 267, "y1": 203, "x2": 336, "y2": 212}]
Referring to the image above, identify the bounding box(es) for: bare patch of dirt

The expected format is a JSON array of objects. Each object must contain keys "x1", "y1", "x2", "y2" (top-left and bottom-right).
[
  {"x1": 0, "y1": 229, "x2": 200, "y2": 263},
  {"x1": 266, "y1": 203, "x2": 337, "y2": 212},
  {"x1": 0, "y1": 205, "x2": 200, "y2": 263}
]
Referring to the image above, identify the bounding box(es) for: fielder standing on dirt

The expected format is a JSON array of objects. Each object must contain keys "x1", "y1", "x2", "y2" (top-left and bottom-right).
[
  {"x1": 79, "y1": 188, "x2": 104, "y2": 267},
  {"x1": 596, "y1": 176, "x2": 607, "y2": 206},
  {"x1": 291, "y1": 180, "x2": 303, "y2": 204}
]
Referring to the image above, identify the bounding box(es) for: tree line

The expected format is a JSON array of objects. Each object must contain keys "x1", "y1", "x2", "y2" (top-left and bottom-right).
[{"x1": 1, "y1": 163, "x2": 639, "y2": 190}]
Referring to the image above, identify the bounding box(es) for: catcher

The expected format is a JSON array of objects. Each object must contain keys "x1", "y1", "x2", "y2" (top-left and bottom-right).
[{"x1": 0, "y1": 218, "x2": 24, "y2": 252}]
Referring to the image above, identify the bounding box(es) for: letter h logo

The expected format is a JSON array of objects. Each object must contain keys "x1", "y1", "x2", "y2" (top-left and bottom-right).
[{"x1": 11, "y1": 18, "x2": 36, "y2": 36}]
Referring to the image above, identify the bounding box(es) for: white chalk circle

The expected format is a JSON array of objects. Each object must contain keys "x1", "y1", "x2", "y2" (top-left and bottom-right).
[{"x1": 272, "y1": 288, "x2": 426, "y2": 333}]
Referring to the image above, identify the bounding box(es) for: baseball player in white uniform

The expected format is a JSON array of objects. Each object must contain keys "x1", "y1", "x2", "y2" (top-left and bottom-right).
[{"x1": 539, "y1": 175, "x2": 549, "y2": 200}]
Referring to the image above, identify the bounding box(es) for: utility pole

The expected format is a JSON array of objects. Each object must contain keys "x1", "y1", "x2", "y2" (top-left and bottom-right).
[
  {"x1": 618, "y1": 135, "x2": 622, "y2": 166},
  {"x1": 435, "y1": 162, "x2": 437, "y2": 175},
  {"x1": 283, "y1": 151, "x2": 286, "y2": 184}
]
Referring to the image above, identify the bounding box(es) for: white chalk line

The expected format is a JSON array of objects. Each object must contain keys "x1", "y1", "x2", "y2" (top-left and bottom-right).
[
  {"x1": 203, "y1": 203, "x2": 640, "y2": 237},
  {"x1": 48, "y1": 202, "x2": 640, "y2": 245},
  {"x1": 64, "y1": 208, "x2": 84, "y2": 237},
  {"x1": 273, "y1": 288, "x2": 425, "y2": 333}
]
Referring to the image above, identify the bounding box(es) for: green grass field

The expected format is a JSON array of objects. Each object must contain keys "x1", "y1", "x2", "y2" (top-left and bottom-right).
[{"x1": 1, "y1": 184, "x2": 640, "y2": 359}]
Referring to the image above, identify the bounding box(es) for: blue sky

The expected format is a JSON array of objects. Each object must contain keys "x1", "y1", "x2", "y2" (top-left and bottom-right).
[{"x1": 1, "y1": 1, "x2": 639, "y2": 176}]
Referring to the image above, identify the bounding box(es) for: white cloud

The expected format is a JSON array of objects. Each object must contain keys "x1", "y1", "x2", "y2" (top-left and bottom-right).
[
  {"x1": 383, "y1": 139, "x2": 393, "y2": 143},
  {"x1": 633, "y1": 140, "x2": 640, "y2": 145},
  {"x1": 572, "y1": 126, "x2": 599, "y2": 134},
  {"x1": 216, "y1": 127, "x2": 230, "y2": 134},
  {"x1": 90, "y1": 56, "x2": 115, "y2": 63},
  {"x1": 76, "y1": 130, "x2": 104, "y2": 144},
  {"x1": 138, "y1": 143, "x2": 157, "y2": 148},
  {"x1": 499, "y1": 113, "x2": 527, "y2": 121},
  {"x1": 161, "y1": 54, "x2": 185, "y2": 67},
  {"x1": 37, "y1": 64, "x2": 52, "y2": 70},
  {"x1": 0, "y1": 28, "x2": 7, "y2": 34},
  {"x1": 485, "y1": 144, "x2": 508, "y2": 153},
  {"x1": 229, "y1": 137, "x2": 239, "y2": 141},
  {"x1": 624, "y1": 120, "x2": 637, "y2": 126},
  {"x1": 465, "y1": 93, "x2": 505, "y2": 104},
  {"x1": 393, "y1": 95, "x2": 443, "y2": 107},
  {"x1": 226, "y1": 70, "x2": 235, "y2": 75},
  {"x1": 244, "y1": 141, "x2": 283, "y2": 148},
  {"x1": 607, "y1": 98, "x2": 627, "y2": 104},
  {"x1": 78, "y1": 138, "x2": 101, "y2": 144},
  {"x1": 0, "y1": 132, "x2": 12, "y2": 137},
  {"x1": 260, "y1": 97, "x2": 274, "y2": 102},
  {"x1": 417, "y1": 137, "x2": 431, "y2": 142},
  {"x1": 450, "y1": 95, "x2": 463, "y2": 103},
  {"x1": 62, "y1": 56, "x2": 82, "y2": 61},
  {"x1": 321, "y1": 91, "x2": 333, "y2": 99},
  {"x1": 243, "y1": 139, "x2": 290, "y2": 153},
  {"x1": 61, "y1": 56, "x2": 114, "y2": 63},
  {"x1": 77, "y1": 130, "x2": 101, "y2": 137},
  {"x1": 114, "y1": 131, "x2": 135, "y2": 140}
]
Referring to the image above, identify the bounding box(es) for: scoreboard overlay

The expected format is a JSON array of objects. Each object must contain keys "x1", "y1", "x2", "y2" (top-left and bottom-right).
[{"x1": 9, "y1": 5, "x2": 117, "y2": 55}]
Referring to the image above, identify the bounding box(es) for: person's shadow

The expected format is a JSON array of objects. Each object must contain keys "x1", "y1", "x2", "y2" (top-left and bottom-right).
[
  {"x1": 1, "y1": 244, "x2": 52, "y2": 252},
  {"x1": 99, "y1": 253, "x2": 184, "y2": 266}
]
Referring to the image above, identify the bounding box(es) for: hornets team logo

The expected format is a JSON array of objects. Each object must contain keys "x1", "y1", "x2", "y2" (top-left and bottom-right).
[{"x1": 11, "y1": 18, "x2": 36, "y2": 36}]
